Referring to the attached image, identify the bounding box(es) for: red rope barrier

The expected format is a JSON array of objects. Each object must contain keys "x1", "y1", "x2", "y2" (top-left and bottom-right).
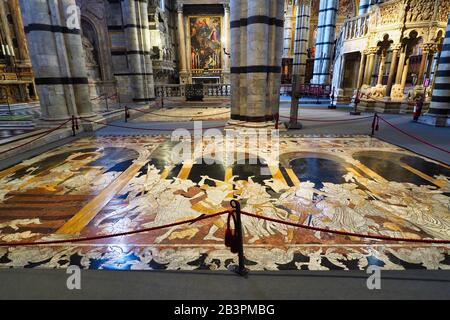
[
  {"x1": 80, "y1": 117, "x2": 226, "y2": 132},
  {"x1": 149, "y1": 110, "x2": 230, "y2": 119},
  {"x1": 278, "y1": 114, "x2": 374, "y2": 123},
  {"x1": 0, "y1": 119, "x2": 72, "y2": 156},
  {"x1": 129, "y1": 106, "x2": 230, "y2": 119},
  {"x1": 0, "y1": 210, "x2": 230, "y2": 248},
  {"x1": 1, "y1": 207, "x2": 449, "y2": 247},
  {"x1": 90, "y1": 93, "x2": 117, "y2": 102},
  {"x1": 241, "y1": 211, "x2": 450, "y2": 244},
  {"x1": 377, "y1": 115, "x2": 450, "y2": 154}
]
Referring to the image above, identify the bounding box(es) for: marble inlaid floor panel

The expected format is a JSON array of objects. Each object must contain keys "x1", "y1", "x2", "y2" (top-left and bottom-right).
[
  {"x1": 0, "y1": 135, "x2": 449, "y2": 271},
  {"x1": 136, "y1": 107, "x2": 230, "y2": 122}
]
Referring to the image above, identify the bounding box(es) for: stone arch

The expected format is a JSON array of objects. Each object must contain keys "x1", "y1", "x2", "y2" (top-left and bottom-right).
[
  {"x1": 77, "y1": 0, "x2": 114, "y2": 83},
  {"x1": 81, "y1": 18, "x2": 102, "y2": 81}
]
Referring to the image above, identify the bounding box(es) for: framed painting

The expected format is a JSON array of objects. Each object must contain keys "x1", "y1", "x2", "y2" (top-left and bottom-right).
[{"x1": 189, "y1": 16, "x2": 222, "y2": 70}]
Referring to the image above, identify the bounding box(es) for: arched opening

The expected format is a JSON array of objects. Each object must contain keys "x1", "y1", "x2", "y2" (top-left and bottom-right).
[
  {"x1": 80, "y1": 18, "x2": 108, "y2": 111},
  {"x1": 81, "y1": 18, "x2": 102, "y2": 81}
]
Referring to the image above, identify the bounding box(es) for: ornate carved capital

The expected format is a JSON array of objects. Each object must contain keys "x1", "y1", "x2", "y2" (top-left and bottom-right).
[
  {"x1": 223, "y1": 3, "x2": 230, "y2": 12},
  {"x1": 421, "y1": 43, "x2": 435, "y2": 53},
  {"x1": 177, "y1": 2, "x2": 184, "y2": 14},
  {"x1": 368, "y1": 47, "x2": 378, "y2": 55},
  {"x1": 392, "y1": 43, "x2": 403, "y2": 52}
]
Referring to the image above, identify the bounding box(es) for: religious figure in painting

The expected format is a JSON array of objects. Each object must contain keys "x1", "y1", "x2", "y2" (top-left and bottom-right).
[{"x1": 190, "y1": 16, "x2": 222, "y2": 70}]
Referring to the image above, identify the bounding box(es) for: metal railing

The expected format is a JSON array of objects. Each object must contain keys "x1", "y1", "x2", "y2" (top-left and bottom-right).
[
  {"x1": 342, "y1": 13, "x2": 370, "y2": 41},
  {"x1": 155, "y1": 84, "x2": 231, "y2": 98},
  {"x1": 280, "y1": 84, "x2": 332, "y2": 98}
]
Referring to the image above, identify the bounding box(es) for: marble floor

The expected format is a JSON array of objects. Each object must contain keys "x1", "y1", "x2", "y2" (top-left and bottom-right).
[
  {"x1": 0, "y1": 134, "x2": 449, "y2": 271},
  {"x1": 136, "y1": 107, "x2": 230, "y2": 122}
]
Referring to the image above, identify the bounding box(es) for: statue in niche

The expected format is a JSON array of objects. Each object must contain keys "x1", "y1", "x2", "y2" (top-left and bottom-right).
[
  {"x1": 81, "y1": 20, "x2": 101, "y2": 80},
  {"x1": 151, "y1": 46, "x2": 161, "y2": 60},
  {"x1": 82, "y1": 35, "x2": 97, "y2": 67}
]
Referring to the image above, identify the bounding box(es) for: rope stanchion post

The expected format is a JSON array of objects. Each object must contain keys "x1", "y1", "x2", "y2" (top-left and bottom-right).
[
  {"x1": 116, "y1": 87, "x2": 121, "y2": 108},
  {"x1": 105, "y1": 93, "x2": 109, "y2": 112},
  {"x1": 227, "y1": 200, "x2": 248, "y2": 277},
  {"x1": 350, "y1": 90, "x2": 361, "y2": 116},
  {"x1": 328, "y1": 88, "x2": 336, "y2": 109},
  {"x1": 71, "y1": 115, "x2": 76, "y2": 137},
  {"x1": 371, "y1": 112, "x2": 378, "y2": 136},
  {"x1": 125, "y1": 106, "x2": 129, "y2": 123}
]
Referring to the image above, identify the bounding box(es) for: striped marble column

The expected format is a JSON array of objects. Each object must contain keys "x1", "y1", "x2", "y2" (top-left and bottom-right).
[
  {"x1": 19, "y1": 0, "x2": 93, "y2": 121},
  {"x1": 223, "y1": 3, "x2": 231, "y2": 82},
  {"x1": 268, "y1": 0, "x2": 286, "y2": 118},
  {"x1": 292, "y1": 0, "x2": 311, "y2": 85},
  {"x1": 230, "y1": 0, "x2": 241, "y2": 119},
  {"x1": 289, "y1": 0, "x2": 310, "y2": 127},
  {"x1": 137, "y1": 0, "x2": 155, "y2": 101},
  {"x1": 311, "y1": 0, "x2": 338, "y2": 85},
  {"x1": 420, "y1": 15, "x2": 450, "y2": 127},
  {"x1": 118, "y1": 0, "x2": 154, "y2": 103},
  {"x1": 230, "y1": 0, "x2": 285, "y2": 127},
  {"x1": 283, "y1": 2, "x2": 294, "y2": 58},
  {"x1": 358, "y1": 0, "x2": 371, "y2": 15}
]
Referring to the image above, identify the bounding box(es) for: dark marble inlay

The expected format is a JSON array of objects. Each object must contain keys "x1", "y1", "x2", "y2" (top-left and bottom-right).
[
  {"x1": 354, "y1": 151, "x2": 441, "y2": 186},
  {"x1": 189, "y1": 158, "x2": 225, "y2": 186},
  {"x1": 6, "y1": 148, "x2": 98, "y2": 181},
  {"x1": 88, "y1": 147, "x2": 139, "y2": 172},
  {"x1": 289, "y1": 157, "x2": 347, "y2": 188}
]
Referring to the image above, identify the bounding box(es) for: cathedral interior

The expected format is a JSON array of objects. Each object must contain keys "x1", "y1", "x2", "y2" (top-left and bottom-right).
[{"x1": 0, "y1": 0, "x2": 449, "y2": 300}]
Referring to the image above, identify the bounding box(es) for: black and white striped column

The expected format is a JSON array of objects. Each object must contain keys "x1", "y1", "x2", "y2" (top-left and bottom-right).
[
  {"x1": 230, "y1": 0, "x2": 285, "y2": 126},
  {"x1": 230, "y1": 0, "x2": 241, "y2": 119},
  {"x1": 19, "y1": 0, "x2": 93, "y2": 121},
  {"x1": 292, "y1": 0, "x2": 311, "y2": 85},
  {"x1": 283, "y1": 2, "x2": 294, "y2": 58},
  {"x1": 358, "y1": 0, "x2": 371, "y2": 15},
  {"x1": 137, "y1": 0, "x2": 155, "y2": 101},
  {"x1": 311, "y1": 0, "x2": 338, "y2": 85},
  {"x1": 121, "y1": 0, "x2": 154, "y2": 103},
  {"x1": 268, "y1": 0, "x2": 286, "y2": 118},
  {"x1": 421, "y1": 15, "x2": 450, "y2": 127}
]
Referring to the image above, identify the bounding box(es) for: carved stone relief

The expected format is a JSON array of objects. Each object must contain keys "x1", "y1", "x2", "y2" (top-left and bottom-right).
[
  {"x1": 380, "y1": 0, "x2": 404, "y2": 25},
  {"x1": 406, "y1": 0, "x2": 435, "y2": 22},
  {"x1": 437, "y1": 0, "x2": 450, "y2": 22}
]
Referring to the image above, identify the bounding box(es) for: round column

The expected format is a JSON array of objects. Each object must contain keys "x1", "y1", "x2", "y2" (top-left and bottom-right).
[
  {"x1": 376, "y1": 53, "x2": 387, "y2": 86},
  {"x1": 230, "y1": 0, "x2": 241, "y2": 121},
  {"x1": 61, "y1": 0, "x2": 93, "y2": 117},
  {"x1": 20, "y1": 0, "x2": 73, "y2": 120},
  {"x1": 8, "y1": 0, "x2": 29, "y2": 62},
  {"x1": 357, "y1": 51, "x2": 367, "y2": 89},
  {"x1": 311, "y1": 0, "x2": 338, "y2": 85},
  {"x1": 385, "y1": 44, "x2": 400, "y2": 97},
  {"x1": 246, "y1": 0, "x2": 270, "y2": 122},
  {"x1": 417, "y1": 44, "x2": 431, "y2": 86},
  {"x1": 223, "y1": 4, "x2": 231, "y2": 78},
  {"x1": 421, "y1": 15, "x2": 450, "y2": 127},
  {"x1": 177, "y1": 3, "x2": 188, "y2": 83},
  {"x1": 364, "y1": 49, "x2": 376, "y2": 85},
  {"x1": 138, "y1": 0, "x2": 155, "y2": 100},
  {"x1": 268, "y1": 0, "x2": 285, "y2": 119}
]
